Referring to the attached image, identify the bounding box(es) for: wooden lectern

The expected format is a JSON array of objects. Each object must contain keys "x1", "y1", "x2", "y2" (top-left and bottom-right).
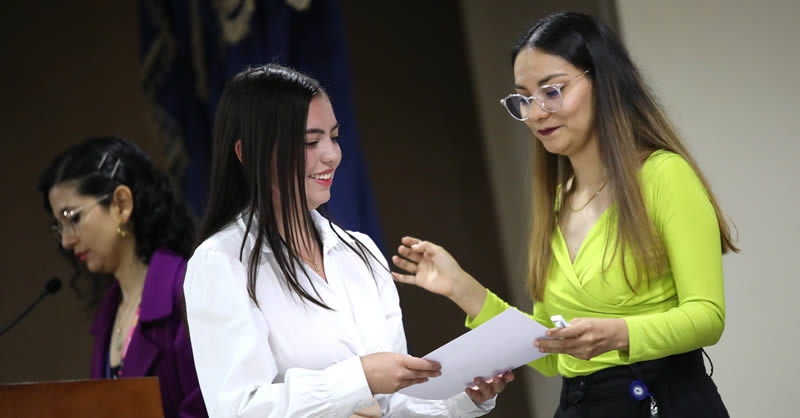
[{"x1": 0, "y1": 377, "x2": 164, "y2": 418}]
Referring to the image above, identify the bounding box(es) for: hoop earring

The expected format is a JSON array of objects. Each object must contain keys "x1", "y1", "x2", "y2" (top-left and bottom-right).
[{"x1": 117, "y1": 223, "x2": 129, "y2": 238}]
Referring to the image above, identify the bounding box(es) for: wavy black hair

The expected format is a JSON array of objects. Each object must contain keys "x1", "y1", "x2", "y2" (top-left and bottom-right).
[
  {"x1": 199, "y1": 63, "x2": 380, "y2": 310},
  {"x1": 38, "y1": 136, "x2": 195, "y2": 308}
]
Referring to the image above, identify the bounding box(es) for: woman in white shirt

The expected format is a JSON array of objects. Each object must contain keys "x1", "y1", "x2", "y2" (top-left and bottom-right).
[{"x1": 183, "y1": 64, "x2": 512, "y2": 417}]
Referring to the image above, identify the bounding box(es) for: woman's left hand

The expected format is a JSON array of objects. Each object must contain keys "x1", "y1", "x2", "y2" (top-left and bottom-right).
[
  {"x1": 535, "y1": 318, "x2": 629, "y2": 361},
  {"x1": 465, "y1": 371, "x2": 514, "y2": 404}
]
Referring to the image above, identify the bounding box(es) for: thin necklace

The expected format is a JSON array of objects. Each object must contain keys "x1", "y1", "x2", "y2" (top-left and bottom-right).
[
  {"x1": 304, "y1": 256, "x2": 321, "y2": 273},
  {"x1": 568, "y1": 179, "x2": 608, "y2": 212},
  {"x1": 300, "y1": 250, "x2": 322, "y2": 273},
  {"x1": 114, "y1": 296, "x2": 141, "y2": 354}
]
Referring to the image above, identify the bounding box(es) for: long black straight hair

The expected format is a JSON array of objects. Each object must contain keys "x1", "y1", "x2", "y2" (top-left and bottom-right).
[{"x1": 198, "y1": 64, "x2": 380, "y2": 309}]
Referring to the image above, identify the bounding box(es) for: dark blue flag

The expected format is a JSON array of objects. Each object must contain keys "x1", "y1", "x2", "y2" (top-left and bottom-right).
[{"x1": 139, "y1": 0, "x2": 383, "y2": 249}]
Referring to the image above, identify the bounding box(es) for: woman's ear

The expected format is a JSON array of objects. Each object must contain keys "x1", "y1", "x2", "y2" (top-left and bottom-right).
[
  {"x1": 110, "y1": 185, "x2": 134, "y2": 224},
  {"x1": 234, "y1": 139, "x2": 243, "y2": 163}
]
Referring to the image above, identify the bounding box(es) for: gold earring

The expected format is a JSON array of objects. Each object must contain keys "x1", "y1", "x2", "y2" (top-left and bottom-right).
[{"x1": 117, "y1": 223, "x2": 128, "y2": 238}]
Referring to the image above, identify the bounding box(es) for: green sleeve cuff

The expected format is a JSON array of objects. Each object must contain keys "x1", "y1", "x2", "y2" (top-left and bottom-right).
[
  {"x1": 622, "y1": 316, "x2": 641, "y2": 363},
  {"x1": 464, "y1": 289, "x2": 511, "y2": 329}
]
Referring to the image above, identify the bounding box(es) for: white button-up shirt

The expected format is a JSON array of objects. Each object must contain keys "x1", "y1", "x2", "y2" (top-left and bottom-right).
[{"x1": 184, "y1": 211, "x2": 495, "y2": 417}]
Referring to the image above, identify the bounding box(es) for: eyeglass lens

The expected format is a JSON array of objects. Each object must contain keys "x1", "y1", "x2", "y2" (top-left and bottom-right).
[{"x1": 504, "y1": 86, "x2": 563, "y2": 119}]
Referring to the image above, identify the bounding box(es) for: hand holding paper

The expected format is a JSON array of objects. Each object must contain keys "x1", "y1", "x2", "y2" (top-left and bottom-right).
[
  {"x1": 399, "y1": 308, "x2": 551, "y2": 400},
  {"x1": 360, "y1": 352, "x2": 442, "y2": 394},
  {"x1": 464, "y1": 370, "x2": 515, "y2": 404},
  {"x1": 535, "y1": 317, "x2": 629, "y2": 361}
]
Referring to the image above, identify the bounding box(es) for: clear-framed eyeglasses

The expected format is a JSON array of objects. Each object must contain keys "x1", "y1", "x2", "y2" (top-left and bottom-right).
[
  {"x1": 50, "y1": 194, "x2": 111, "y2": 243},
  {"x1": 499, "y1": 70, "x2": 590, "y2": 121}
]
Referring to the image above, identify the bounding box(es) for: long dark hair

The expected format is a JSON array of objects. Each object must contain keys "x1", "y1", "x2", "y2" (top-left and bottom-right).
[
  {"x1": 199, "y1": 64, "x2": 378, "y2": 310},
  {"x1": 516, "y1": 12, "x2": 738, "y2": 300},
  {"x1": 38, "y1": 136, "x2": 196, "y2": 307}
]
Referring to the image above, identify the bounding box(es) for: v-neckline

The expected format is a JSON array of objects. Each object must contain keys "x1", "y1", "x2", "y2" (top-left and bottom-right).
[
  {"x1": 556, "y1": 202, "x2": 614, "y2": 266},
  {"x1": 304, "y1": 258, "x2": 330, "y2": 285}
]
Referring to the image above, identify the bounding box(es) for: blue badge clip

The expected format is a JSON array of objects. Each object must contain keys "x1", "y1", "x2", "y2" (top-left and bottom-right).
[{"x1": 629, "y1": 379, "x2": 650, "y2": 401}]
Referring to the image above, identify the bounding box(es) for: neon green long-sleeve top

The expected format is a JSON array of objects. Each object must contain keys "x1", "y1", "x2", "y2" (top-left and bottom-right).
[{"x1": 466, "y1": 150, "x2": 726, "y2": 378}]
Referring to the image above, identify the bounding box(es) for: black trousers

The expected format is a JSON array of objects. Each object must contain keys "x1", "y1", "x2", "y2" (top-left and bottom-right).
[{"x1": 554, "y1": 350, "x2": 729, "y2": 418}]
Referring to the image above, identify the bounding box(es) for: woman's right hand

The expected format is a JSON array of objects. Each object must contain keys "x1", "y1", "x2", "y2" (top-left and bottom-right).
[
  {"x1": 392, "y1": 237, "x2": 487, "y2": 319},
  {"x1": 391, "y1": 237, "x2": 466, "y2": 298},
  {"x1": 360, "y1": 352, "x2": 441, "y2": 394}
]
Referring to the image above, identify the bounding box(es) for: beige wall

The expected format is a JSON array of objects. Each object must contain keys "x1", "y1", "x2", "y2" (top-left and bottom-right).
[{"x1": 616, "y1": 1, "x2": 800, "y2": 417}]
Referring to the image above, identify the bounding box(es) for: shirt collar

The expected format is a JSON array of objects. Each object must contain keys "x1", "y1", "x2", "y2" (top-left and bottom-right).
[{"x1": 235, "y1": 209, "x2": 355, "y2": 255}]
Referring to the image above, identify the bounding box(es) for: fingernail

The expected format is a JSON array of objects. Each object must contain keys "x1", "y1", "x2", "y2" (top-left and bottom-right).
[
  {"x1": 470, "y1": 385, "x2": 479, "y2": 390},
  {"x1": 486, "y1": 378, "x2": 494, "y2": 384},
  {"x1": 412, "y1": 243, "x2": 420, "y2": 248}
]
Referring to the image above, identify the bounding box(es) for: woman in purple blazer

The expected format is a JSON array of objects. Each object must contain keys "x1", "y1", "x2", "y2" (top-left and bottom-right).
[{"x1": 39, "y1": 136, "x2": 208, "y2": 418}]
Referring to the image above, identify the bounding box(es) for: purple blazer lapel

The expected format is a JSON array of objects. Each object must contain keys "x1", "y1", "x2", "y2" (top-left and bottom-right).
[
  {"x1": 138, "y1": 250, "x2": 182, "y2": 322},
  {"x1": 89, "y1": 282, "x2": 121, "y2": 378},
  {"x1": 119, "y1": 325, "x2": 159, "y2": 377},
  {"x1": 119, "y1": 249, "x2": 185, "y2": 377}
]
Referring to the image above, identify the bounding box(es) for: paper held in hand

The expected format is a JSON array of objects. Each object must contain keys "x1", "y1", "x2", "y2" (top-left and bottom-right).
[{"x1": 398, "y1": 308, "x2": 551, "y2": 400}]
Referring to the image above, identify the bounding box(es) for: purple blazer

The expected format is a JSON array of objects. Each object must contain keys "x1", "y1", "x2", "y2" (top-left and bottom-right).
[{"x1": 90, "y1": 249, "x2": 208, "y2": 418}]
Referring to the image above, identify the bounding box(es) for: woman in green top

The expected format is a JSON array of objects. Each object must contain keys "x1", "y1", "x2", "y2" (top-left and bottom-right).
[{"x1": 391, "y1": 12, "x2": 737, "y2": 418}]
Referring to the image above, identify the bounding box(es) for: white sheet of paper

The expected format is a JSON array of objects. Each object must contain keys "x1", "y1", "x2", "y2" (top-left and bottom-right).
[{"x1": 399, "y1": 308, "x2": 551, "y2": 400}]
